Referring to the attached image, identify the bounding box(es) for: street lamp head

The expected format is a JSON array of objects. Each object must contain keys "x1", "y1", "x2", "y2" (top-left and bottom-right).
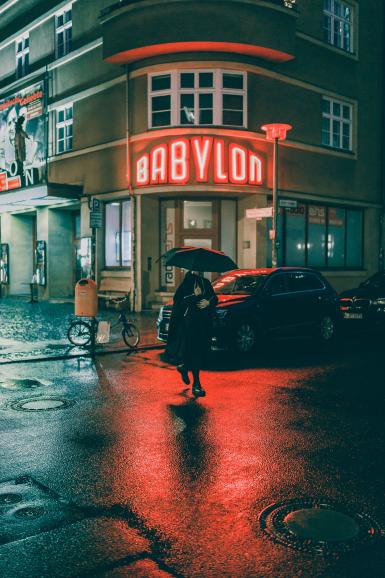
[{"x1": 261, "y1": 123, "x2": 293, "y2": 141}]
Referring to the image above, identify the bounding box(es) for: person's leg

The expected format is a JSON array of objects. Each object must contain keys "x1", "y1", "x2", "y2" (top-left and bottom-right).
[
  {"x1": 177, "y1": 364, "x2": 190, "y2": 385},
  {"x1": 192, "y1": 368, "x2": 206, "y2": 397}
]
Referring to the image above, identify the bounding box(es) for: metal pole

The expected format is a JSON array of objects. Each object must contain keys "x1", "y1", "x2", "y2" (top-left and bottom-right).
[{"x1": 272, "y1": 137, "x2": 279, "y2": 268}]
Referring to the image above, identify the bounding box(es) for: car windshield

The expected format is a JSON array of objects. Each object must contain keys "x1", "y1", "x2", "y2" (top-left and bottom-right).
[
  {"x1": 213, "y1": 274, "x2": 267, "y2": 295},
  {"x1": 361, "y1": 273, "x2": 385, "y2": 290}
]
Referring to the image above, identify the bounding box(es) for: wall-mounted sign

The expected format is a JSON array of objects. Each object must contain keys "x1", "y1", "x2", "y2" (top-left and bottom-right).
[
  {"x1": 246, "y1": 207, "x2": 273, "y2": 219},
  {"x1": 132, "y1": 133, "x2": 264, "y2": 189},
  {"x1": 0, "y1": 82, "x2": 46, "y2": 192},
  {"x1": 89, "y1": 197, "x2": 103, "y2": 228},
  {"x1": 35, "y1": 240, "x2": 46, "y2": 286},
  {"x1": 0, "y1": 243, "x2": 9, "y2": 284}
]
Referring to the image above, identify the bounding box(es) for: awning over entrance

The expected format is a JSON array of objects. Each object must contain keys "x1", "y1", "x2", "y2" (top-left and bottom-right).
[{"x1": 0, "y1": 182, "x2": 82, "y2": 213}]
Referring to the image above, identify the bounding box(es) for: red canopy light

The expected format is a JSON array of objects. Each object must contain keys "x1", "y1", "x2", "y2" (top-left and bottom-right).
[{"x1": 261, "y1": 123, "x2": 292, "y2": 141}]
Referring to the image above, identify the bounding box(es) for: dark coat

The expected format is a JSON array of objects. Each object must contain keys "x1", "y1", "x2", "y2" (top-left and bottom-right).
[{"x1": 166, "y1": 272, "x2": 218, "y2": 369}]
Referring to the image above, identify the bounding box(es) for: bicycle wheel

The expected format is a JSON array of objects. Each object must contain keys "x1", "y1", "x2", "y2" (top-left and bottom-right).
[
  {"x1": 67, "y1": 321, "x2": 92, "y2": 346},
  {"x1": 122, "y1": 323, "x2": 140, "y2": 348}
]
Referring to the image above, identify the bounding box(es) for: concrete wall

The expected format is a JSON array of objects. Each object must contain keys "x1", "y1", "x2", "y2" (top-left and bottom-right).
[
  {"x1": 0, "y1": 212, "x2": 34, "y2": 295},
  {"x1": 48, "y1": 208, "x2": 74, "y2": 298}
]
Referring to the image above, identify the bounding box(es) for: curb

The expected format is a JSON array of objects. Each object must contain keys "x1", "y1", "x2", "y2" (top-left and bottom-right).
[{"x1": 0, "y1": 343, "x2": 165, "y2": 365}]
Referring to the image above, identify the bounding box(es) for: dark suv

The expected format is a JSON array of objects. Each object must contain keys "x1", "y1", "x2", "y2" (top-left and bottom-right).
[
  {"x1": 157, "y1": 267, "x2": 339, "y2": 353},
  {"x1": 338, "y1": 271, "x2": 385, "y2": 328}
]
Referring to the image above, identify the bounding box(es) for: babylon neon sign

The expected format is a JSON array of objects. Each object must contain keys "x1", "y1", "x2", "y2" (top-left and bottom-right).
[{"x1": 135, "y1": 136, "x2": 263, "y2": 187}]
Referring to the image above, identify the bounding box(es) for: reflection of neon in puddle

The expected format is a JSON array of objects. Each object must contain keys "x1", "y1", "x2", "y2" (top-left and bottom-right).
[{"x1": 0, "y1": 379, "x2": 50, "y2": 390}]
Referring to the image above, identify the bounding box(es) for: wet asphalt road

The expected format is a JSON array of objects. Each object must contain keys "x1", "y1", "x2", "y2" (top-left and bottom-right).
[{"x1": 0, "y1": 329, "x2": 385, "y2": 578}]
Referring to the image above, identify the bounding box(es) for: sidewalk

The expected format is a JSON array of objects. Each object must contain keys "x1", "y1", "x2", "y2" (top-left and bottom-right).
[{"x1": 0, "y1": 297, "x2": 162, "y2": 363}]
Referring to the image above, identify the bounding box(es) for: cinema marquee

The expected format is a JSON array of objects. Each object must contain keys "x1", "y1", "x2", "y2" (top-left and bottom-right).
[{"x1": 131, "y1": 133, "x2": 265, "y2": 189}]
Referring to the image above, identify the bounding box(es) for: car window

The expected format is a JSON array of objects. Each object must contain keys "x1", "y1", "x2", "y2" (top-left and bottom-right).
[
  {"x1": 286, "y1": 272, "x2": 324, "y2": 292},
  {"x1": 265, "y1": 275, "x2": 286, "y2": 295},
  {"x1": 213, "y1": 274, "x2": 267, "y2": 294},
  {"x1": 362, "y1": 273, "x2": 385, "y2": 290}
]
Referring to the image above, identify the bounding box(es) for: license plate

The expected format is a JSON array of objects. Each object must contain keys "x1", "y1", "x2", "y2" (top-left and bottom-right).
[
  {"x1": 164, "y1": 323, "x2": 169, "y2": 331},
  {"x1": 343, "y1": 312, "x2": 363, "y2": 319}
]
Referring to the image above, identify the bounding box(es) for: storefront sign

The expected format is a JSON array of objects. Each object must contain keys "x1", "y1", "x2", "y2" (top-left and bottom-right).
[
  {"x1": 0, "y1": 82, "x2": 46, "y2": 192},
  {"x1": 162, "y1": 206, "x2": 176, "y2": 287},
  {"x1": 134, "y1": 135, "x2": 264, "y2": 188}
]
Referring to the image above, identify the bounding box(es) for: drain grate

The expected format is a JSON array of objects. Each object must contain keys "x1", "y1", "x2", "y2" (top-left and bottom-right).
[
  {"x1": 259, "y1": 498, "x2": 384, "y2": 555},
  {"x1": 9, "y1": 397, "x2": 75, "y2": 412},
  {"x1": 0, "y1": 476, "x2": 84, "y2": 545}
]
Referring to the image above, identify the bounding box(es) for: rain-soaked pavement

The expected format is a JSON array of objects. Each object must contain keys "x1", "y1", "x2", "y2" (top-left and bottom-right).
[
  {"x1": 0, "y1": 327, "x2": 385, "y2": 577},
  {"x1": 0, "y1": 298, "x2": 158, "y2": 362}
]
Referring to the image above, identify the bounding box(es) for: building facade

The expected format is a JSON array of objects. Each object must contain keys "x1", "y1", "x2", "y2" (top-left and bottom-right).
[{"x1": 0, "y1": 0, "x2": 384, "y2": 309}]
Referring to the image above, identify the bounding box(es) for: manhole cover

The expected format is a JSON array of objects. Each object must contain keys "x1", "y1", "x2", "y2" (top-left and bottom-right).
[
  {"x1": 0, "y1": 379, "x2": 49, "y2": 390},
  {"x1": 13, "y1": 506, "x2": 46, "y2": 520},
  {"x1": 259, "y1": 498, "x2": 383, "y2": 555},
  {"x1": 0, "y1": 494, "x2": 23, "y2": 506},
  {"x1": 9, "y1": 397, "x2": 75, "y2": 412}
]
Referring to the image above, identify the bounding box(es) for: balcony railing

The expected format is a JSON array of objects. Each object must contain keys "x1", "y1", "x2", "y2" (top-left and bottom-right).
[{"x1": 100, "y1": 0, "x2": 298, "y2": 19}]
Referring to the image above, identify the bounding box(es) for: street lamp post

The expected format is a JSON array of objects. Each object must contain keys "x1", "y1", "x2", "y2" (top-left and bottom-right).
[{"x1": 261, "y1": 123, "x2": 292, "y2": 267}]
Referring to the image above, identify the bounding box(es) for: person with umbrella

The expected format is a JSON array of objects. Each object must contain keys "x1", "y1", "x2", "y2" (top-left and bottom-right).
[{"x1": 164, "y1": 247, "x2": 237, "y2": 397}]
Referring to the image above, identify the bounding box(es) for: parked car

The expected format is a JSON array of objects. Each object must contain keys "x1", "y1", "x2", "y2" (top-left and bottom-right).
[
  {"x1": 157, "y1": 267, "x2": 339, "y2": 353},
  {"x1": 338, "y1": 271, "x2": 385, "y2": 328}
]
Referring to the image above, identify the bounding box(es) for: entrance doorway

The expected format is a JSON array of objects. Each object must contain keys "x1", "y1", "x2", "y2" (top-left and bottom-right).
[{"x1": 160, "y1": 198, "x2": 226, "y2": 290}]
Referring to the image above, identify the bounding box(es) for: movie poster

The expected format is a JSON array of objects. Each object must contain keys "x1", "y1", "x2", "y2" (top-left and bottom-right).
[{"x1": 0, "y1": 81, "x2": 46, "y2": 192}]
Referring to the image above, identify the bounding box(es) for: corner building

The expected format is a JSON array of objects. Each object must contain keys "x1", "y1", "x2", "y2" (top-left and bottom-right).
[{"x1": 0, "y1": 0, "x2": 384, "y2": 309}]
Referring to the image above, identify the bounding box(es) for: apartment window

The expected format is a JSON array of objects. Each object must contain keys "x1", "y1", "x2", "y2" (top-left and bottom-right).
[
  {"x1": 149, "y1": 70, "x2": 247, "y2": 128},
  {"x1": 267, "y1": 203, "x2": 363, "y2": 269},
  {"x1": 56, "y1": 4, "x2": 72, "y2": 58},
  {"x1": 322, "y1": 97, "x2": 352, "y2": 151},
  {"x1": 56, "y1": 104, "x2": 73, "y2": 153},
  {"x1": 323, "y1": 0, "x2": 353, "y2": 53},
  {"x1": 16, "y1": 33, "x2": 29, "y2": 78},
  {"x1": 105, "y1": 200, "x2": 132, "y2": 268}
]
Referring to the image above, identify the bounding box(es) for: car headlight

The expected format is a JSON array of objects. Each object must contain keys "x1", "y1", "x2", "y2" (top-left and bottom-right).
[
  {"x1": 372, "y1": 298, "x2": 385, "y2": 306},
  {"x1": 216, "y1": 309, "x2": 228, "y2": 319}
]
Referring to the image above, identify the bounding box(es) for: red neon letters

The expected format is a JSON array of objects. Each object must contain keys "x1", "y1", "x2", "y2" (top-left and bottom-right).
[{"x1": 135, "y1": 136, "x2": 263, "y2": 187}]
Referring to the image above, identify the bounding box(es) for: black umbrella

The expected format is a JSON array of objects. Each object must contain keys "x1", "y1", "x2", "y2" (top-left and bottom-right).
[
  {"x1": 166, "y1": 247, "x2": 238, "y2": 272},
  {"x1": 155, "y1": 246, "x2": 195, "y2": 263}
]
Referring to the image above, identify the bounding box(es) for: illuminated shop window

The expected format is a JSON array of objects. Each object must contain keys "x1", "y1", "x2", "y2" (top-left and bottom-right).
[
  {"x1": 56, "y1": 104, "x2": 73, "y2": 153},
  {"x1": 323, "y1": 0, "x2": 353, "y2": 53},
  {"x1": 267, "y1": 203, "x2": 363, "y2": 269},
  {"x1": 105, "y1": 200, "x2": 131, "y2": 268},
  {"x1": 322, "y1": 96, "x2": 352, "y2": 151},
  {"x1": 16, "y1": 33, "x2": 29, "y2": 79},
  {"x1": 56, "y1": 4, "x2": 72, "y2": 58},
  {"x1": 149, "y1": 70, "x2": 247, "y2": 128}
]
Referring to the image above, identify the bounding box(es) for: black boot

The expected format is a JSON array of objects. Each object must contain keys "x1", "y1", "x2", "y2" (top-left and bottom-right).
[
  {"x1": 192, "y1": 384, "x2": 206, "y2": 397},
  {"x1": 177, "y1": 365, "x2": 190, "y2": 385}
]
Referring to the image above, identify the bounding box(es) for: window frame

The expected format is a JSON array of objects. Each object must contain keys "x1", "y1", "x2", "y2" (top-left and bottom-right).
[
  {"x1": 16, "y1": 32, "x2": 29, "y2": 79},
  {"x1": 55, "y1": 3, "x2": 73, "y2": 59},
  {"x1": 55, "y1": 103, "x2": 73, "y2": 154},
  {"x1": 322, "y1": 96, "x2": 353, "y2": 151},
  {"x1": 148, "y1": 69, "x2": 247, "y2": 129},
  {"x1": 267, "y1": 202, "x2": 364, "y2": 270},
  {"x1": 104, "y1": 199, "x2": 132, "y2": 269},
  {"x1": 323, "y1": 0, "x2": 354, "y2": 53}
]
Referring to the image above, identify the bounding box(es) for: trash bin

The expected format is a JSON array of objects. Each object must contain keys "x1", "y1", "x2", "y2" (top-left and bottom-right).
[{"x1": 75, "y1": 278, "x2": 98, "y2": 317}]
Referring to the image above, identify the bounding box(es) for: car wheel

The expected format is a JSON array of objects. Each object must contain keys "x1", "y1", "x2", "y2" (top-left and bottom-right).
[
  {"x1": 318, "y1": 315, "x2": 336, "y2": 342},
  {"x1": 233, "y1": 322, "x2": 256, "y2": 353}
]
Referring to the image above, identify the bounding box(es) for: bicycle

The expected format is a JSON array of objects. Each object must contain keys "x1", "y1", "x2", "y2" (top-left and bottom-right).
[{"x1": 67, "y1": 295, "x2": 140, "y2": 348}]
